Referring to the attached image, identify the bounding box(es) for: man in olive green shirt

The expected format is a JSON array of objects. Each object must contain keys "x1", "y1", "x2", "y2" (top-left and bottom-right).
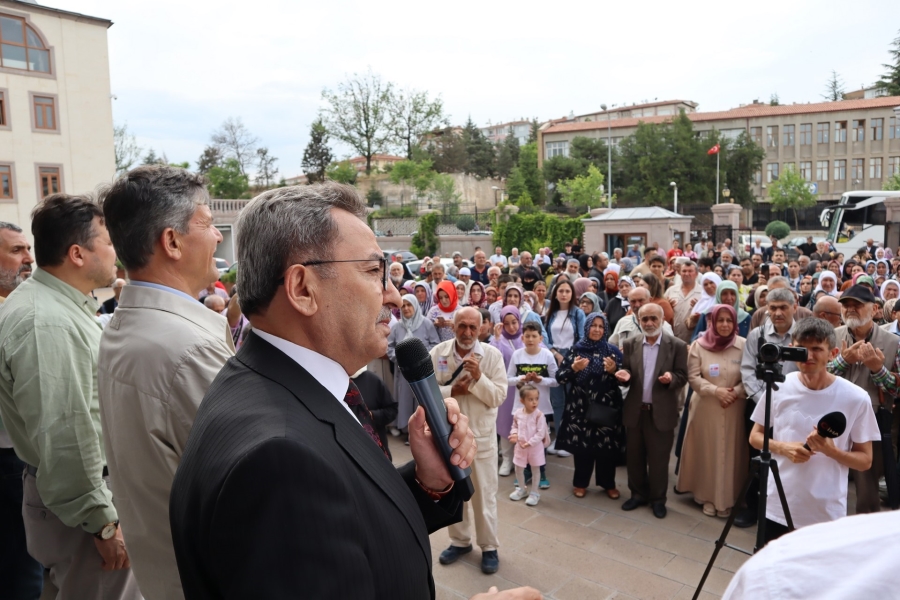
[{"x1": 0, "y1": 195, "x2": 140, "y2": 599}]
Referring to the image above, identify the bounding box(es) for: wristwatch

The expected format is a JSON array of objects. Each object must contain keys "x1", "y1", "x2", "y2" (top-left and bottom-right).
[{"x1": 94, "y1": 520, "x2": 119, "y2": 540}]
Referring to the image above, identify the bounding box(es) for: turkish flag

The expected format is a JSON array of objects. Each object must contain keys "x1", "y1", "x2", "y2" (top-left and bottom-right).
[{"x1": 707, "y1": 144, "x2": 720, "y2": 155}]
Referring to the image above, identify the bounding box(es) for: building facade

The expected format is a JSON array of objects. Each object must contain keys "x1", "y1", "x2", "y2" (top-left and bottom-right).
[
  {"x1": 540, "y1": 97, "x2": 900, "y2": 203},
  {"x1": 0, "y1": 0, "x2": 114, "y2": 230},
  {"x1": 480, "y1": 120, "x2": 531, "y2": 145},
  {"x1": 347, "y1": 154, "x2": 405, "y2": 173}
]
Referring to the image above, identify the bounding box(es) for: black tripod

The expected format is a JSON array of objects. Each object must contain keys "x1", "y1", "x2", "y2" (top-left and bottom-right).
[{"x1": 692, "y1": 363, "x2": 795, "y2": 599}]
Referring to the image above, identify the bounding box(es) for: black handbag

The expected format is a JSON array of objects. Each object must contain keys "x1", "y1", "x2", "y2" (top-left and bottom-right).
[{"x1": 585, "y1": 384, "x2": 622, "y2": 429}]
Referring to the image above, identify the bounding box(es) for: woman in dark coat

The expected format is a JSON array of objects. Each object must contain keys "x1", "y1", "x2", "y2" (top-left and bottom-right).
[{"x1": 555, "y1": 312, "x2": 624, "y2": 499}]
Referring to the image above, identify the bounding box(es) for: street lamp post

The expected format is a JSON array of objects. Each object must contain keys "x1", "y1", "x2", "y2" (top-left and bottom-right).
[
  {"x1": 670, "y1": 181, "x2": 678, "y2": 214},
  {"x1": 722, "y1": 183, "x2": 731, "y2": 203},
  {"x1": 601, "y1": 103, "x2": 612, "y2": 208}
]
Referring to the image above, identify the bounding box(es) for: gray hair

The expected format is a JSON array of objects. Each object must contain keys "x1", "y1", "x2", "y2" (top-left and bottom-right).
[
  {"x1": 599, "y1": 252, "x2": 609, "y2": 259},
  {"x1": 100, "y1": 165, "x2": 209, "y2": 271},
  {"x1": 793, "y1": 316, "x2": 837, "y2": 349},
  {"x1": 235, "y1": 183, "x2": 367, "y2": 316},
  {"x1": 766, "y1": 287, "x2": 795, "y2": 305},
  {"x1": 767, "y1": 276, "x2": 790, "y2": 289},
  {"x1": 0, "y1": 222, "x2": 23, "y2": 233},
  {"x1": 680, "y1": 260, "x2": 697, "y2": 269},
  {"x1": 567, "y1": 258, "x2": 580, "y2": 267}
]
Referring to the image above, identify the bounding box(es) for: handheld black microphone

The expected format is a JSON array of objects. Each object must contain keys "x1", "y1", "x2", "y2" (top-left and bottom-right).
[
  {"x1": 395, "y1": 338, "x2": 474, "y2": 501},
  {"x1": 803, "y1": 411, "x2": 847, "y2": 451}
]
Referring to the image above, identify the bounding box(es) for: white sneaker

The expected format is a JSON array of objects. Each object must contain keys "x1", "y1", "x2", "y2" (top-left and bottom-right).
[
  {"x1": 547, "y1": 440, "x2": 558, "y2": 455},
  {"x1": 498, "y1": 458, "x2": 513, "y2": 477},
  {"x1": 556, "y1": 449, "x2": 572, "y2": 458},
  {"x1": 509, "y1": 487, "x2": 528, "y2": 501},
  {"x1": 388, "y1": 426, "x2": 402, "y2": 437},
  {"x1": 525, "y1": 492, "x2": 540, "y2": 506}
]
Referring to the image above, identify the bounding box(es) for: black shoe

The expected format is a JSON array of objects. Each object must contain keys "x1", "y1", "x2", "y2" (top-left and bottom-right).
[
  {"x1": 652, "y1": 502, "x2": 667, "y2": 519},
  {"x1": 734, "y1": 508, "x2": 757, "y2": 529},
  {"x1": 621, "y1": 497, "x2": 647, "y2": 511},
  {"x1": 481, "y1": 550, "x2": 499, "y2": 574},
  {"x1": 439, "y1": 545, "x2": 472, "y2": 565}
]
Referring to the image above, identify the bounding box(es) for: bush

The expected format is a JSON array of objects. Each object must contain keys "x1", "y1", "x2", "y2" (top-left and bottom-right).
[
  {"x1": 493, "y1": 212, "x2": 584, "y2": 256},
  {"x1": 764, "y1": 220, "x2": 791, "y2": 240},
  {"x1": 220, "y1": 270, "x2": 237, "y2": 284},
  {"x1": 366, "y1": 187, "x2": 384, "y2": 207},
  {"x1": 456, "y1": 215, "x2": 476, "y2": 232}
]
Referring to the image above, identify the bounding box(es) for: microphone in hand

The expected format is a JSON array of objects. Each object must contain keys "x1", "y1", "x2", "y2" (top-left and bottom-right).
[{"x1": 803, "y1": 411, "x2": 847, "y2": 451}]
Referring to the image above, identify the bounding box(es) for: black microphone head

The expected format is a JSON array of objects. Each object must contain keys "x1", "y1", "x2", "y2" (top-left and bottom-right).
[
  {"x1": 395, "y1": 337, "x2": 435, "y2": 382},
  {"x1": 817, "y1": 411, "x2": 847, "y2": 439}
]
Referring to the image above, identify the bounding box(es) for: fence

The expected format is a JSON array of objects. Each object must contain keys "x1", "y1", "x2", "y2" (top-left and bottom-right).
[
  {"x1": 372, "y1": 213, "x2": 495, "y2": 237},
  {"x1": 750, "y1": 201, "x2": 834, "y2": 231}
]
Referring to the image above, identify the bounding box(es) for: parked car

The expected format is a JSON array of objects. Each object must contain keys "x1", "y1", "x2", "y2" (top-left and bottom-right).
[
  {"x1": 383, "y1": 250, "x2": 419, "y2": 264},
  {"x1": 783, "y1": 236, "x2": 831, "y2": 260},
  {"x1": 406, "y1": 257, "x2": 472, "y2": 276},
  {"x1": 215, "y1": 258, "x2": 230, "y2": 274}
]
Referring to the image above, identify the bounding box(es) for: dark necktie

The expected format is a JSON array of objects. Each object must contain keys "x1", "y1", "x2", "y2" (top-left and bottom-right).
[{"x1": 344, "y1": 381, "x2": 390, "y2": 460}]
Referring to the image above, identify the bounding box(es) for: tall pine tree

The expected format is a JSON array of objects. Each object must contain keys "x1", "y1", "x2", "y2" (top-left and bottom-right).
[
  {"x1": 462, "y1": 118, "x2": 495, "y2": 179},
  {"x1": 301, "y1": 119, "x2": 334, "y2": 184},
  {"x1": 875, "y1": 30, "x2": 900, "y2": 96}
]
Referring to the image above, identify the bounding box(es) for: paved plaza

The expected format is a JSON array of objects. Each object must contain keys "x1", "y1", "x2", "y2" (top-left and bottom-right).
[{"x1": 393, "y1": 441, "x2": 753, "y2": 600}]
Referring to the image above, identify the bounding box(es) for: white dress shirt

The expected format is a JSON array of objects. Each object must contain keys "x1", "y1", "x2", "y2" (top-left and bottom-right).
[
  {"x1": 253, "y1": 329, "x2": 359, "y2": 424},
  {"x1": 641, "y1": 336, "x2": 661, "y2": 404}
]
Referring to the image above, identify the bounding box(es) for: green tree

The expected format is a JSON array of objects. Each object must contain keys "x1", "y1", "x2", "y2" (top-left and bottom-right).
[
  {"x1": 495, "y1": 130, "x2": 521, "y2": 178},
  {"x1": 196, "y1": 145, "x2": 222, "y2": 174},
  {"x1": 142, "y1": 149, "x2": 166, "y2": 166},
  {"x1": 768, "y1": 165, "x2": 816, "y2": 230},
  {"x1": 557, "y1": 165, "x2": 605, "y2": 211},
  {"x1": 320, "y1": 69, "x2": 395, "y2": 174},
  {"x1": 875, "y1": 30, "x2": 900, "y2": 96},
  {"x1": 390, "y1": 159, "x2": 435, "y2": 194},
  {"x1": 508, "y1": 143, "x2": 544, "y2": 204},
  {"x1": 430, "y1": 173, "x2": 461, "y2": 216},
  {"x1": 326, "y1": 161, "x2": 358, "y2": 185},
  {"x1": 822, "y1": 69, "x2": 846, "y2": 101},
  {"x1": 169, "y1": 161, "x2": 190, "y2": 169},
  {"x1": 389, "y1": 88, "x2": 446, "y2": 159},
  {"x1": 410, "y1": 212, "x2": 440, "y2": 257},
  {"x1": 207, "y1": 158, "x2": 249, "y2": 198},
  {"x1": 255, "y1": 147, "x2": 279, "y2": 189},
  {"x1": 769, "y1": 94, "x2": 780, "y2": 106},
  {"x1": 883, "y1": 171, "x2": 900, "y2": 191},
  {"x1": 419, "y1": 127, "x2": 467, "y2": 173},
  {"x1": 528, "y1": 118, "x2": 540, "y2": 144},
  {"x1": 301, "y1": 118, "x2": 334, "y2": 184},
  {"x1": 462, "y1": 118, "x2": 495, "y2": 179},
  {"x1": 366, "y1": 187, "x2": 385, "y2": 207},
  {"x1": 456, "y1": 215, "x2": 476, "y2": 232},
  {"x1": 114, "y1": 122, "x2": 143, "y2": 176},
  {"x1": 723, "y1": 132, "x2": 766, "y2": 206}
]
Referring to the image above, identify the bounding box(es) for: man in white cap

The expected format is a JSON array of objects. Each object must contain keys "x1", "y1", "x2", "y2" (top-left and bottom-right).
[{"x1": 458, "y1": 267, "x2": 471, "y2": 285}]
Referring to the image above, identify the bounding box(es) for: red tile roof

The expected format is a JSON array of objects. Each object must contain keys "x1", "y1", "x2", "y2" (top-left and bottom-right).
[{"x1": 544, "y1": 96, "x2": 900, "y2": 134}]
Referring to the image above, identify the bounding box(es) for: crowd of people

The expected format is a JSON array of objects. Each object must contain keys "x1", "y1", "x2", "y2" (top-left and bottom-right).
[{"x1": 0, "y1": 168, "x2": 897, "y2": 599}]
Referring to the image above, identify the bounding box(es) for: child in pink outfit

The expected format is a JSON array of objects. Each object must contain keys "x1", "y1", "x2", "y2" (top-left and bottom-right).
[{"x1": 509, "y1": 385, "x2": 549, "y2": 506}]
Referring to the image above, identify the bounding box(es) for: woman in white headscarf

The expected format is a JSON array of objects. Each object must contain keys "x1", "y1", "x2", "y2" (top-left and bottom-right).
[
  {"x1": 387, "y1": 294, "x2": 441, "y2": 434},
  {"x1": 686, "y1": 272, "x2": 722, "y2": 333}
]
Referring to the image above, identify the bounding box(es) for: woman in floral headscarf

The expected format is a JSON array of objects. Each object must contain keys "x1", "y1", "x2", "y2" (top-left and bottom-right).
[
  {"x1": 413, "y1": 281, "x2": 433, "y2": 316},
  {"x1": 555, "y1": 312, "x2": 624, "y2": 500},
  {"x1": 468, "y1": 281, "x2": 488, "y2": 309},
  {"x1": 427, "y1": 280, "x2": 458, "y2": 341},
  {"x1": 677, "y1": 304, "x2": 747, "y2": 518}
]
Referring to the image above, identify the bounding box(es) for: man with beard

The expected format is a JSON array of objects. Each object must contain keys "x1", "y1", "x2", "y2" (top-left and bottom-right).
[
  {"x1": 828, "y1": 285, "x2": 900, "y2": 515},
  {"x1": 432, "y1": 307, "x2": 507, "y2": 574},
  {"x1": 0, "y1": 195, "x2": 139, "y2": 599},
  {"x1": 512, "y1": 252, "x2": 543, "y2": 291},
  {"x1": 0, "y1": 221, "x2": 40, "y2": 600},
  {"x1": 615, "y1": 303, "x2": 688, "y2": 519}
]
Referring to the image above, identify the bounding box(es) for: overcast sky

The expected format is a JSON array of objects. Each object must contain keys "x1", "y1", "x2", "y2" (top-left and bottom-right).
[{"x1": 47, "y1": 0, "x2": 900, "y2": 179}]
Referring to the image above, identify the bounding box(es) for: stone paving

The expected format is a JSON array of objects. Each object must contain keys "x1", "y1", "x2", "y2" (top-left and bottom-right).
[{"x1": 390, "y1": 440, "x2": 754, "y2": 600}]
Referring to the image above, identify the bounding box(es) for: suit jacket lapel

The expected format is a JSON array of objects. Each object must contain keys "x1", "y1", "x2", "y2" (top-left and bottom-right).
[
  {"x1": 654, "y1": 335, "x2": 670, "y2": 380},
  {"x1": 634, "y1": 337, "x2": 645, "y2": 390},
  {"x1": 236, "y1": 333, "x2": 431, "y2": 560}
]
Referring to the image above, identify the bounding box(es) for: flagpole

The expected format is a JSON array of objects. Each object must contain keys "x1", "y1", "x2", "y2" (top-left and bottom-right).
[{"x1": 715, "y1": 150, "x2": 720, "y2": 205}]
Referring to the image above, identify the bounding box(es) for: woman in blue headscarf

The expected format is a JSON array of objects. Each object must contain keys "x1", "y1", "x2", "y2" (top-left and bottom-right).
[{"x1": 555, "y1": 312, "x2": 624, "y2": 500}]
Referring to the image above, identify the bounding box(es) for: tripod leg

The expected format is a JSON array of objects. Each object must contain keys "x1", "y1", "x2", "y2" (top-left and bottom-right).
[
  {"x1": 769, "y1": 459, "x2": 795, "y2": 531},
  {"x1": 692, "y1": 461, "x2": 757, "y2": 600}
]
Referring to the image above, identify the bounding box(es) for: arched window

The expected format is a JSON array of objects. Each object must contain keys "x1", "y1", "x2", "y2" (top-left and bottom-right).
[{"x1": 0, "y1": 14, "x2": 50, "y2": 73}]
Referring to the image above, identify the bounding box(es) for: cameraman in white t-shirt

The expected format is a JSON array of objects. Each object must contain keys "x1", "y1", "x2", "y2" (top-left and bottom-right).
[{"x1": 749, "y1": 317, "x2": 880, "y2": 544}]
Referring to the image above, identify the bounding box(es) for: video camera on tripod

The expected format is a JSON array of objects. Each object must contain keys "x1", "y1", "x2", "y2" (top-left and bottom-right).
[{"x1": 756, "y1": 342, "x2": 807, "y2": 382}]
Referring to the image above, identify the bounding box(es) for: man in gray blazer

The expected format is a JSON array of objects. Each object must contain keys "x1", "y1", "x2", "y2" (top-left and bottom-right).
[
  {"x1": 615, "y1": 303, "x2": 688, "y2": 519},
  {"x1": 97, "y1": 166, "x2": 235, "y2": 600}
]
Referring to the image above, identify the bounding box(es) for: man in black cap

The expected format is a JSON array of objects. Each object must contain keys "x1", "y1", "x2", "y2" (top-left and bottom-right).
[{"x1": 828, "y1": 284, "x2": 900, "y2": 514}]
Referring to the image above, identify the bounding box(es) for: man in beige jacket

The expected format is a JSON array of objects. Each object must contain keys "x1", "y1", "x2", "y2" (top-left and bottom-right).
[
  {"x1": 430, "y1": 307, "x2": 507, "y2": 574},
  {"x1": 98, "y1": 166, "x2": 235, "y2": 599}
]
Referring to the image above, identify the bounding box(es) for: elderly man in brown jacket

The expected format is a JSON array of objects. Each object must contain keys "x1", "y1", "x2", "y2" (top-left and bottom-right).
[
  {"x1": 98, "y1": 166, "x2": 235, "y2": 599},
  {"x1": 615, "y1": 303, "x2": 688, "y2": 519}
]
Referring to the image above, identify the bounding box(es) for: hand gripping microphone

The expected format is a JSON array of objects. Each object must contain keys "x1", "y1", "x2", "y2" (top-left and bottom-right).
[
  {"x1": 803, "y1": 411, "x2": 847, "y2": 451},
  {"x1": 395, "y1": 338, "x2": 474, "y2": 501}
]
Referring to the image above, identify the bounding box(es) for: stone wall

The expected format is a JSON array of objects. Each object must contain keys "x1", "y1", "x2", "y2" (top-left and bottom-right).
[
  {"x1": 376, "y1": 234, "x2": 494, "y2": 259},
  {"x1": 356, "y1": 173, "x2": 501, "y2": 212}
]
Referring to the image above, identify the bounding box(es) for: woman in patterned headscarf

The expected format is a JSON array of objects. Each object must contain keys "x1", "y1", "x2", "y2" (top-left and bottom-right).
[
  {"x1": 555, "y1": 312, "x2": 624, "y2": 500},
  {"x1": 413, "y1": 281, "x2": 433, "y2": 315},
  {"x1": 491, "y1": 305, "x2": 525, "y2": 477},
  {"x1": 468, "y1": 281, "x2": 488, "y2": 309}
]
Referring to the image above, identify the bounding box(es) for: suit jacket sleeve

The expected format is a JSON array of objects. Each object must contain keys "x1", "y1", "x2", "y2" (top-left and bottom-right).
[
  {"x1": 206, "y1": 438, "x2": 461, "y2": 598},
  {"x1": 368, "y1": 376, "x2": 398, "y2": 430},
  {"x1": 668, "y1": 338, "x2": 688, "y2": 390}
]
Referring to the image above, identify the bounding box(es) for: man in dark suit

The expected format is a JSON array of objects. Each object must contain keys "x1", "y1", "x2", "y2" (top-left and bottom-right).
[
  {"x1": 615, "y1": 303, "x2": 688, "y2": 519},
  {"x1": 169, "y1": 183, "x2": 538, "y2": 600}
]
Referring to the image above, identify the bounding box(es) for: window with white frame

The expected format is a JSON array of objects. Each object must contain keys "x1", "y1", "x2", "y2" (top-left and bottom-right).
[{"x1": 545, "y1": 141, "x2": 569, "y2": 158}]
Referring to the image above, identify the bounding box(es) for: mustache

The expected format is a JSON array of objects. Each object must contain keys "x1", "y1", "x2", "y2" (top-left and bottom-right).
[
  {"x1": 18, "y1": 265, "x2": 32, "y2": 274},
  {"x1": 377, "y1": 306, "x2": 392, "y2": 323}
]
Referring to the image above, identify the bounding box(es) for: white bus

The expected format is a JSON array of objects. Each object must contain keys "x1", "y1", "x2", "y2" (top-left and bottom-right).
[{"x1": 820, "y1": 190, "x2": 900, "y2": 256}]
